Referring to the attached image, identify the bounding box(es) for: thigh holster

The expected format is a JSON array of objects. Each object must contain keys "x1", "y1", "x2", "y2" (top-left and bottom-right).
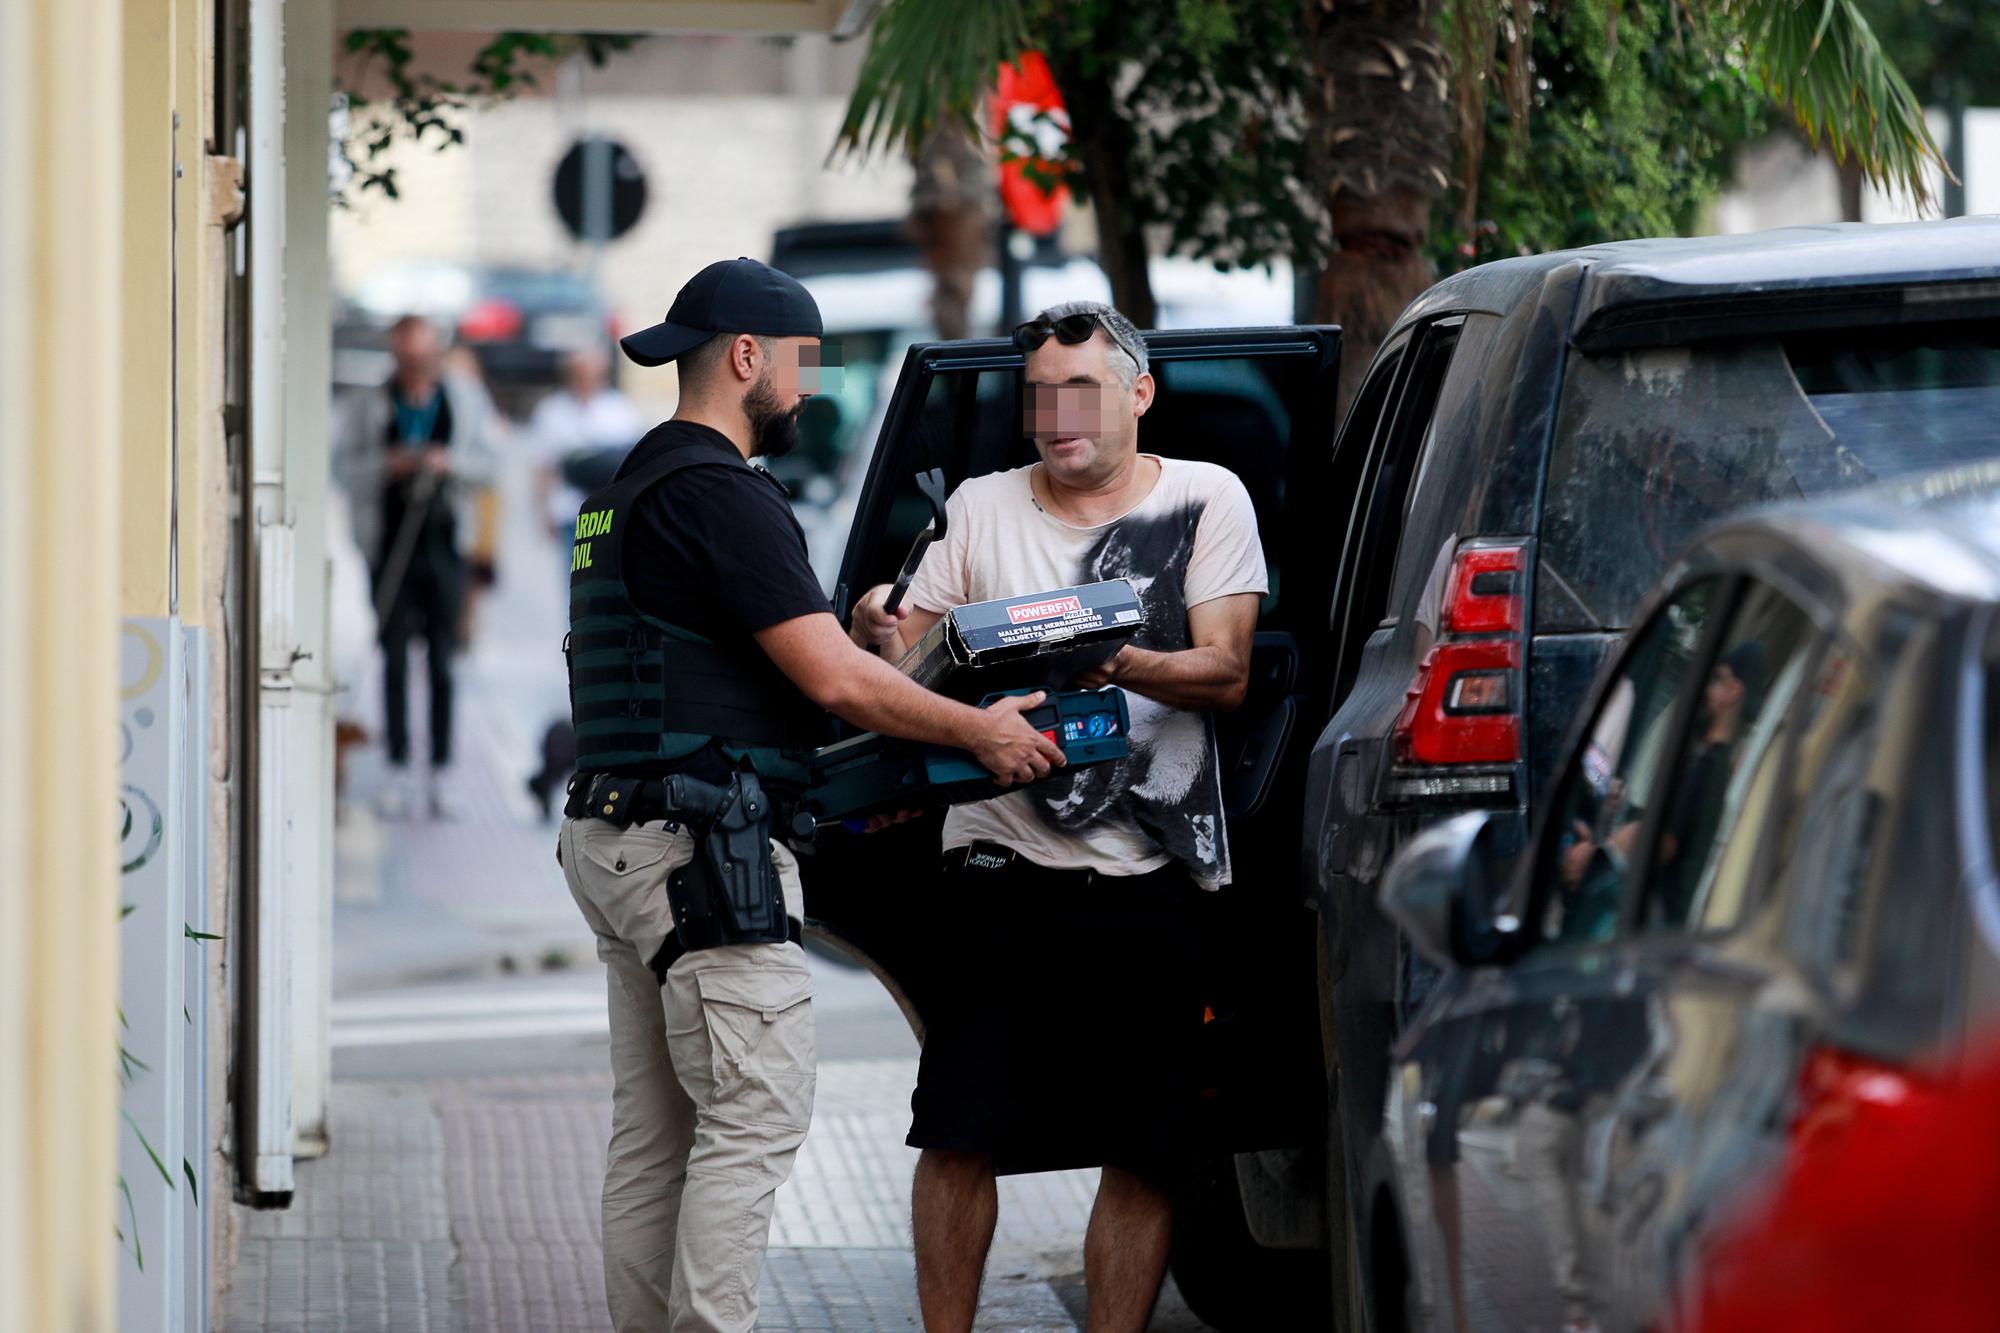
[{"x1": 661, "y1": 771, "x2": 791, "y2": 957}]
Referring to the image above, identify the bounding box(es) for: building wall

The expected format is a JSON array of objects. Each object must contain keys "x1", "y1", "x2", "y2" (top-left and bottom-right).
[
  {"x1": 330, "y1": 32, "x2": 913, "y2": 415},
  {"x1": 0, "y1": 0, "x2": 127, "y2": 1326},
  {"x1": 1711, "y1": 110, "x2": 1996, "y2": 233},
  {"x1": 116, "y1": 0, "x2": 232, "y2": 1325}
]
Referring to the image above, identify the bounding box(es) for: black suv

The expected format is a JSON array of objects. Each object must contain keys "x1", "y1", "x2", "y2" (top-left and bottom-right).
[{"x1": 1304, "y1": 217, "x2": 2000, "y2": 1326}]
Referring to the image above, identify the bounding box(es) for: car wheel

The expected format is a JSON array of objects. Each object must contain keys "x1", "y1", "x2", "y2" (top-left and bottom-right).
[{"x1": 1170, "y1": 1152, "x2": 1332, "y2": 1331}]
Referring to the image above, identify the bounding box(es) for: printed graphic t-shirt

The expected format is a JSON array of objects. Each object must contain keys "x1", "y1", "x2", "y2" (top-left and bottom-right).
[{"x1": 906, "y1": 457, "x2": 1268, "y2": 888}]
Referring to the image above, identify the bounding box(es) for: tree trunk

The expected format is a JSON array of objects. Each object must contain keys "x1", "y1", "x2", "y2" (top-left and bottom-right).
[
  {"x1": 909, "y1": 122, "x2": 996, "y2": 342},
  {"x1": 1047, "y1": 49, "x2": 1158, "y2": 328},
  {"x1": 1302, "y1": 0, "x2": 1455, "y2": 406},
  {"x1": 1837, "y1": 155, "x2": 1866, "y2": 223},
  {"x1": 1944, "y1": 99, "x2": 1968, "y2": 219}
]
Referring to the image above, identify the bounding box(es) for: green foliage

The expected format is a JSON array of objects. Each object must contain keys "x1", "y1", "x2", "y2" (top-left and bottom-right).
[
  {"x1": 1727, "y1": 0, "x2": 1944, "y2": 201},
  {"x1": 116, "y1": 911, "x2": 217, "y2": 1266},
  {"x1": 834, "y1": 0, "x2": 1032, "y2": 159},
  {"x1": 117, "y1": 1177, "x2": 142, "y2": 1272},
  {"x1": 124, "y1": 1110, "x2": 175, "y2": 1190},
  {"x1": 1434, "y1": 0, "x2": 1771, "y2": 269},
  {"x1": 1859, "y1": 0, "x2": 2000, "y2": 106},
  {"x1": 1081, "y1": 0, "x2": 1325, "y2": 269},
  {"x1": 848, "y1": 0, "x2": 1940, "y2": 287},
  {"x1": 335, "y1": 30, "x2": 638, "y2": 202},
  {"x1": 840, "y1": 0, "x2": 1323, "y2": 273}
]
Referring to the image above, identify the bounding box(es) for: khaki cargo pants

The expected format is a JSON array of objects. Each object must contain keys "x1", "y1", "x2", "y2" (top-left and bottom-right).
[{"x1": 558, "y1": 816, "x2": 816, "y2": 1333}]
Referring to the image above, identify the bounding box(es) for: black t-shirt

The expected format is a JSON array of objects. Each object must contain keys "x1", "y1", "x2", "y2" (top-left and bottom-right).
[{"x1": 616, "y1": 420, "x2": 830, "y2": 645}]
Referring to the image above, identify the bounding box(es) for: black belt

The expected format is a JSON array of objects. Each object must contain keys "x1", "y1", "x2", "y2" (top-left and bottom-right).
[
  {"x1": 569, "y1": 771, "x2": 814, "y2": 839},
  {"x1": 648, "y1": 916, "x2": 803, "y2": 981},
  {"x1": 565, "y1": 773, "x2": 687, "y2": 827}
]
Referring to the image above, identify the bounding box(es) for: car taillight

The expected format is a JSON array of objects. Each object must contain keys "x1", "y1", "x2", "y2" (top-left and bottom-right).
[
  {"x1": 1442, "y1": 545, "x2": 1525, "y2": 635},
  {"x1": 1391, "y1": 541, "x2": 1526, "y2": 780},
  {"x1": 458, "y1": 297, "x2": 522, "y2": 342},
  {"x1": 1791, "y1": 1044, "x2": 1939, "y2": 1151}
]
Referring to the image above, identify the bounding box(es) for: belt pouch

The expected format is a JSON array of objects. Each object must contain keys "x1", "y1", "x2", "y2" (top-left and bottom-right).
[{"x1": 573, "y1": 774, "x2": 645, "y2": 826}]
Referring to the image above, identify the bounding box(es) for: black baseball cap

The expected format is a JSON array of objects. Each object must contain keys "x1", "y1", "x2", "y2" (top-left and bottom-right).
[{"x1": 619, "y1": 257, "x2": 824, "y2": 367}]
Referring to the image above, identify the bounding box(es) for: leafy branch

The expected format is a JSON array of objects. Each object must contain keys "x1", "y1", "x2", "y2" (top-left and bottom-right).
[
  {"x1": 1440, "y1": 0, "x2": 1948, "y2": 218},
  {"x1": 335, "y1": 30, "x2": 641, "y2": 202},
  {"x1": 1724, "y1": 0, "x2": 1948, "y2": 204}
]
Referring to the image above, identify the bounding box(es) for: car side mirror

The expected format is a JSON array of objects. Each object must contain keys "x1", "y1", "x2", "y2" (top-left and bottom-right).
[{"x1": 1379, "y1": 812, "x2": 1505, "y2": 969}]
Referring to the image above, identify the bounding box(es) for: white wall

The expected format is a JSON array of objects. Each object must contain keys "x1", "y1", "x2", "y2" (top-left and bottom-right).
[{"x1": 1712, "y1": 108, "x2": 1998, "y2": 233}]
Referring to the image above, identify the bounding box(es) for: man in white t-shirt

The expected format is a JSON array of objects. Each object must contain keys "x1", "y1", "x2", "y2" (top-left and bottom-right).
[
  {"x1": 848, "y1": 300, "x2": 1267, "y2": 1333},
  {"x1": 531, "y1": 345, "x2": 648, "y2": 545}
]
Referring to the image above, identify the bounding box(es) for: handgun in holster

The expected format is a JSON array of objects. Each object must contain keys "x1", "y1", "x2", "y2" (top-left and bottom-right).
[{"x1": 662, "y1": 770, "x2": 790, "y2": 953}]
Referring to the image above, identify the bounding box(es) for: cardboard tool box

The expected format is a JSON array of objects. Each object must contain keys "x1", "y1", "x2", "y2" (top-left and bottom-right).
[
  {"x1": 802, "y1": 687, "x2": 1130, "y2": 826},
  {"x1": 896, "y1": 579, "x2": 1147, "y2": 700}
]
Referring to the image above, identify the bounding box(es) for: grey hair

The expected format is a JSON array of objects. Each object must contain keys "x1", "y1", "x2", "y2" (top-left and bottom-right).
[{"x1": 1033, "y1": 299, "x2": 1148, "y2": 387}]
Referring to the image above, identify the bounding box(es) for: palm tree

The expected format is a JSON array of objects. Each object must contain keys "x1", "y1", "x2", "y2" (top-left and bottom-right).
[
  {"x1": 908, "y1": 122, "x2": 997, "y2": 341},
  {"x1": 837, "y1": 0, "x2": 1944, "y2": 395}
]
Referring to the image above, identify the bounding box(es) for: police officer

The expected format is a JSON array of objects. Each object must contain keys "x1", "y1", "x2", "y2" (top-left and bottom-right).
[{"x1": 557, "y1": 257, "x2": 1064, "y2": 1333}]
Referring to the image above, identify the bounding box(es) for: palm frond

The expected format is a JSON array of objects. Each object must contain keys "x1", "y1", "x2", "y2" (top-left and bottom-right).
[
  {"x1": 832, "y1": 0, "x2": 1033, "y2": 163},
  {"x1": 1727, "y1": 0, "x2": 1948, "y2": 207}
]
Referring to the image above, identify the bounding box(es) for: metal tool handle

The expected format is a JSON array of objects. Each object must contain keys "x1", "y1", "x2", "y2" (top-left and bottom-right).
[{"x1": 880, "y1": 468, "x2": 948, "y2": 617}]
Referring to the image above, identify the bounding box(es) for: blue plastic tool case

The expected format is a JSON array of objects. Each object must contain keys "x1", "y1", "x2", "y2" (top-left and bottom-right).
[{"x1": 802, "y1": 687, "x2": 1131, "y2": 824}]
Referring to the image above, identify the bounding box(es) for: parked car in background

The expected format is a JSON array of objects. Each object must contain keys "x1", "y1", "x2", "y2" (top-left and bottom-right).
[
  {"x1": 333, "y1": 260, "x2": 619, "y2": 416},
  {"x1": 1286, "y1": 217, "x2": 2000, "y2": 1327},
  {"x1": 1371, "y1": 465, "x2": 2000, "y2": 1332},
  {"x1": 456, "y1": 266, "x2": 620, "y2": 414}
]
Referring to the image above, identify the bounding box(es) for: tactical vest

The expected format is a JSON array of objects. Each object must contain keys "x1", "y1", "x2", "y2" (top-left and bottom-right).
[{"x1": 565, "y1": 444, "x2": 822, "y2": 783}]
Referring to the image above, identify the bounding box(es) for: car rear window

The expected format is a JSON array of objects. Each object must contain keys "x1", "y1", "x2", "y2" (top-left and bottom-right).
[{"x1": 1537, "y1": 320, "x2": 2000, "y2": 630}]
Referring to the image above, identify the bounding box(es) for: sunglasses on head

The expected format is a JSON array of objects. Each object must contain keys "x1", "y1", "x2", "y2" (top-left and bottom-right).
[{"x1": 1011, "y1": 312, "x2": 1142, "y2": 368}]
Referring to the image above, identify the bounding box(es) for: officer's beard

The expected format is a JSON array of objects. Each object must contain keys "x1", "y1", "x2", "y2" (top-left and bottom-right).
[{"x1": 745, "y1": 372, "x2": 804, "y2": 460}]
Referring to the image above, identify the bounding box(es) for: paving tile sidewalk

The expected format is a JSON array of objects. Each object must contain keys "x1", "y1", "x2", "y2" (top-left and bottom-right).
[{"x1": 222, "y1": 1061, "x2": 1091, "y2": 1331}]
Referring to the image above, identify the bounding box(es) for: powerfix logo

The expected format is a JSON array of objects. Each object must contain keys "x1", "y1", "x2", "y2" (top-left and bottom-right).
[{"x1": 1007, "y1": 595, "x2": 1082, "y2": 624}]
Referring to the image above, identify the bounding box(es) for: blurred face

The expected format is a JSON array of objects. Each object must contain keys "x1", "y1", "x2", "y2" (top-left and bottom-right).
[
  {"x1": 1023, "y1": 332, "x2": 1152, "y2": 487},
  {"x1": 564, "y1": 349, "x2": 609, "y2": 399},
  {"x1": 388, "y1": 319, "x2": 443, "y2": 380},
  {"x1": 1706, "y1": 663, "x2": 1745, "y2": 726},
  {"x1": 743, "y1": 335, "x2": 833, "y2": 460}
]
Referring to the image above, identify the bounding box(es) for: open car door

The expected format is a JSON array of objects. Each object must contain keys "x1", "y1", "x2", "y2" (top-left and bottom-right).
[{"x1": 799, "y1": 326, "x2": 1340, "y2": 1154}]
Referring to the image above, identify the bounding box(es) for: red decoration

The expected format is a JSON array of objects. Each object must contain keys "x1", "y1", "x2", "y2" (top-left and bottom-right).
[{"x1": 991, "y1": 52, "x2": 1070, "y2": 237}]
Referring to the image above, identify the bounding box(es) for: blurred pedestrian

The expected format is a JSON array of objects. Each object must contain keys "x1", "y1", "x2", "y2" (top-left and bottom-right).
[
  {"x1": 443, "y1": 342, "x2": 508, "y2": 645},
  {"x1": 523, "y1": 347, "x2": 646, "y2": 818},
  {"x1": 531, "y1": 345, "x2": 647, "y2": 555},
  {"x1": 333, "y1": 314, "x2": 499, "y2": 819}
]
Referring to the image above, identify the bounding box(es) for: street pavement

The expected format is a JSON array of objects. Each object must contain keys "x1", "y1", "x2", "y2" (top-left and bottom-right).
[{"x1": 220, "y1": 433, "x2": 1213, "y2": 1331}]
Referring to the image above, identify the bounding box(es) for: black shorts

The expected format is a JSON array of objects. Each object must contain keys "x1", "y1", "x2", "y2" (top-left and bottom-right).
[{"x1": 906, "y1": 847, "x2": 1205, "y2": 1180}]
